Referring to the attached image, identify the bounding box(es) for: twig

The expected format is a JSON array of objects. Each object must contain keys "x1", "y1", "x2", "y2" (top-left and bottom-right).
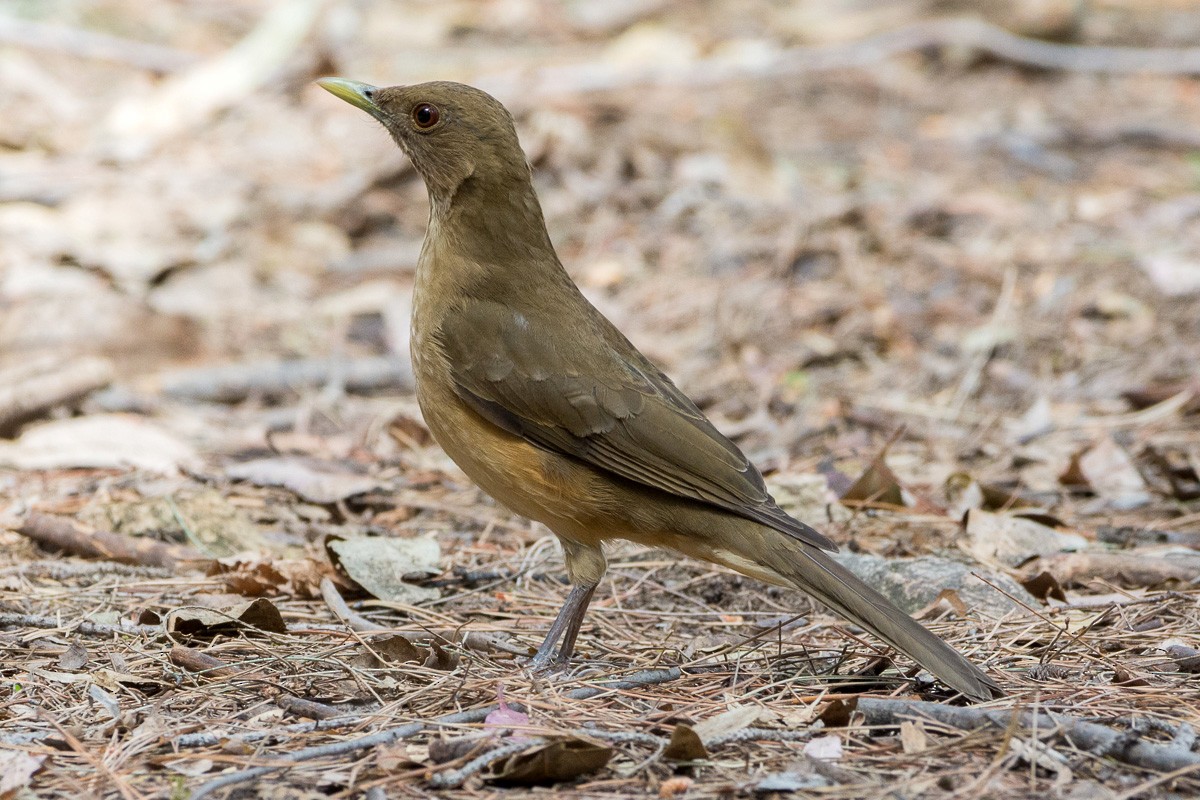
[
  {"x1": 427, "y1": 738, "x2": 542, "y2": 788},
  {"x1": 189, "y1": 667, "x2": 682, "y2": 798},
  {"x1": 320, "y1": 577, "x2": 386, "y2": 632},
  {"x1": 856, "y1": 698, "x2": 1200, "y2": 773},
  {"x1": 0, "y1": 16, "x2": 197, "y2": 73},
  {"x1": 320, "y1": 577, "x2": 527, "y2": 656},
  {"x1": 276, "y1": 694, "x2": 343, "y2": 721},
  {"x1": 0, "y1": 560, "x2": 171, "y2": 580},
  {"x1": 15, "y1": 513, "x2": 202, "y2": 569},
  {"x1": 0, "y1": 612, "x2": 160, "y2": 638},
  {"x1": 103, "y1": 0, "x2": 329, "y2": 156},
  {"x1": 174, "y1": 714, "x2": 369, "y2": 749},
  {"x1": 168, "y1": 645, "x2": 237, "y2": 679}
]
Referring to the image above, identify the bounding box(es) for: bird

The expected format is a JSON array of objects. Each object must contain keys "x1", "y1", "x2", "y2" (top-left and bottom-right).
[{"x1": 317, "y1": 77, "x2": 1003, "y2": 702}]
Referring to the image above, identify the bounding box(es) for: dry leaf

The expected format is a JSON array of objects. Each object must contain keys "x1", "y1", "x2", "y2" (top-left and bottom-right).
[
  {"x1": 840, "y1": 446, "x2": 906, "y2": 507},
  {"x1": 815, "y1": 697, "x2": 858, "y2": 728},
  {"x1": 369, "y1": 635, "x2": 425, "y2": 665},
  {"x1": 691, "y1": 705, "x2": 760, "y2": 742},
  {"x1": 662, "y1": 723, "x2": 708, "y2": 762},
  {"x1": 899, "y1": 720, "x2": 927, "y2": 754},
  {"x1": 803, "y1": 734, "x2": 843, "y2": 761},
  {"x1": 328, "y1": 535, "x2": 440, "y2": 604},
  {"x1": 1061, "y1": 438, "x2": 1151, "y2": 510},
  {"x1": 490, "y1": 738, "x2": 613, "y2": 785},
  {"x1": 209, "y1": 555, "x2": 330, "y2": 599},
  {"x1": 167, "y1": 598, "x2": 287, "y2": 637},
  {"x1": 0, "y1": 750, "x2": 46, "y2": 798},
  {"x1": 963, "y1": 508, "x2": 1088, "y2": 568},
  {"x1": 1020, "y1": 571, "x2": 1068, "y2": 602},
  {"x1": 226, "y1": 456, "x2": 380, "y2": 504},
  {"x1": 0, "y1": 414, "x2": 197, "y2": 473},
  {"x1": 56, "y1": 641, "x2": 88, "y2": 671},
  {"x1": 1024, "y1": 550, "x2": 1200, "y2": 589}
]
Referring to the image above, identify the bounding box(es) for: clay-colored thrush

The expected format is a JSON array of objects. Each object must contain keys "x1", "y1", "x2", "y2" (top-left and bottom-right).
[{"x1": 318, "y1": 78, "x2": 1003, "y2": 701}]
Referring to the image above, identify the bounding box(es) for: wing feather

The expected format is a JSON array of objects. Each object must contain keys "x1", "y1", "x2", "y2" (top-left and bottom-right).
[{"x1": 441, "y1": 299, "x2": 835, "y2": 552}]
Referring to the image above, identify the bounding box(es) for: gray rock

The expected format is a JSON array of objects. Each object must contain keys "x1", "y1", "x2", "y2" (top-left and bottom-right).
[{"x1": 833, "y1": 552, "x2": 1035, "y2": 618}]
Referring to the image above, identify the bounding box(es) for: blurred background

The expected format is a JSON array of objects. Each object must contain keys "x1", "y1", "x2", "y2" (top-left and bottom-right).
[{"x1": 3, "y1": 0, "x2": 1200, "y2": 530}]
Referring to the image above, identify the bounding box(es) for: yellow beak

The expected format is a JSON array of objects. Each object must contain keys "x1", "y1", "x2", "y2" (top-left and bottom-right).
[{"x1": 317, "y1": 77, "x2": 381, "y2": 115}]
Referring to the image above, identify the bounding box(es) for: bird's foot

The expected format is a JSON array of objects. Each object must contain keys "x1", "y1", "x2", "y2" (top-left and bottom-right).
[{"x1": 527, "y1": 646, "x2": 571, "y2": 673}]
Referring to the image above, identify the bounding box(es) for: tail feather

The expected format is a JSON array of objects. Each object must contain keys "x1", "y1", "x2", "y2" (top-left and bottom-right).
[{"x1": 709, "y1": 529, "x2": 1003, "y2": 701}]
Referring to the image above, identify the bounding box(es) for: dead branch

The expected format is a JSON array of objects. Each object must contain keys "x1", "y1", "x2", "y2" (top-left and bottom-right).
[
  {"x1": 102, "y1": 0, "x2": 328, "y2": 157},
  {"x1": 427, "y1": 739, "x2": 544, "y2": 789},
  {"x1": 0, "y1": 17, "x2": 197, "y2": 73},
  {"x1": 857, "y1": 698, "x2": 1200, "y2": 773},
  {"x1": 189, "y1": 667, "x2": 682, "y2": 798},
  {"x1": 320, "y1": 576, "x2": 386, "y2": 632},
  {"x1": 0, "y1": 356, "x2": 113, "y2": 433},
  {"x1": 0, "y1": 560, "x2": 171, "y2": 580},
  {"x1": 152, "y1": 356, "x2": 413, "y2": 403},
  {"x1": 16, "y1": 513, "x2": 203, "y2": 569},
  {"x1": 485, "y1": 17, "x2": 1200, "y2": 103},
  {"x1": 173, "y1": 714, "x2": 369, "y2": 749},
  {"x1": 0, "y1": 612, "x2": 159, "y2": 638},
  {"x1": 168, "y1": 645, "x2": 237, "y2": 679},
  {"x1": 276, "y1": 694, "x2": 343, "y2": 721}
]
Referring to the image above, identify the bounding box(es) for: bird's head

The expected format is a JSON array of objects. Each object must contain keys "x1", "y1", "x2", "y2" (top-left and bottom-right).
[{"x1": 318, "y1": 78, "x2": 527, "y2": 204}]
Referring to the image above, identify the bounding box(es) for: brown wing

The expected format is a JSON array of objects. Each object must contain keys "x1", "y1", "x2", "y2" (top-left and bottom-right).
[{"x1": 439, "y1": 299, "x2": 836, "y2": 552}]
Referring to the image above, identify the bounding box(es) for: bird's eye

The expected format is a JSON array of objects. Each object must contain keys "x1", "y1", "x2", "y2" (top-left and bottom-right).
[{"x1": 412, "y1": 103, "x2": 440, "y2": 129}]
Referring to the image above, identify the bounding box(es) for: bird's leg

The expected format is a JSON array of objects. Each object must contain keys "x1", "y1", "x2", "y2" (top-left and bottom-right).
[
  {"x1": 530, "y1": 538, "x2": 605, "y2": 668},
  {"x1": 530, "y1": 582, "x2": 597, "y2": 668}
]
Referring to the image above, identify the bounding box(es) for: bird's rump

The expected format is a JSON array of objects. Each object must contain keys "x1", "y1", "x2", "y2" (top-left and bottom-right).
[{"x1": 440, "y1": 298, "x2": 837, "y2": 552}]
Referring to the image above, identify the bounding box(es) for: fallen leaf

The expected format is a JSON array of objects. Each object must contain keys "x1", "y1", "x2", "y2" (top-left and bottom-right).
[
  {"x1": 662, "y1": 723, "x2": 708, "y2": 762},
  {"x1": 369, "y1": 635, "x2": 425, "y2": 665},
  {"x1": 840, "y1": 445, "x2": 906, "y2": 507},
  {"x1": 1022, "y1": 550, "x2": 1200, "y2": 588},
  {"x1": 328, "y1": 535, "x2": 440, "y2": 604},
  {"x1": 80, "y1": 490, "x2": 266, "y2": 558},
  {"x1": 692, "y1": 705, "x2": 760, "y2": 742},
  {"x1": 56, "y1": 640, "x2": 88, "y2": 671},
  {"x1": 167, "y1": 598, "x2": 287, "y2": 637},
  {"x1": 1138, "y1": 252, "x2": 1200, "y2": 296},
  {"x1": 0, "y1": 414, "x2": 197, "y2": 473},
  {"x1": 0, "y1": 750, "x2": 45, "y2": 798},
  {"x1": 163, "y1": 758, "x2": 216, "y2": 777},
  {"x1": 490, "y1": 738, "x2": 613, "y2": 785},
  {"x1": 1020, "y1": 571, "x2": 1068, "y2": 603},
  {"x1": 1160, "y1": 640, "x2": 1200, "y2": 673},
  {"x1": 88, "y1": 684, "x2": 121, "y2": 719},
  {"x1": 899, "y1": 720, "x2": 927, "y2": 754},
  {"x1": 815, "y1": 697, "x2": 858, "y2": 728},
  {"x1": 754, "y1": 770, "x2": 830, "y2": 792},
  {"x1": 226, "y1": 456, "x2": 380, "y2": 504},
  {"x1": 209, "y1": 555, "x2": 330, "y2": 599},
  {"x1": 802, "y1": 733, "x2": 843, "y2": 761},
  {"x1": 1061, "y1": 438, "x2": 1152, "y2": 509},
  {"x1": 422, "y1": 640, "x2": 459, "y2": 671},
  {"x1": 963, "y1": 509, "x2": 1088, "y2": 568}
]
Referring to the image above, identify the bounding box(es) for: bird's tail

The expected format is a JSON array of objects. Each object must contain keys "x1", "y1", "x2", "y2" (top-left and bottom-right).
[{"x1": 703, "y1": 528, "x2": 1003, "y2": 701}]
